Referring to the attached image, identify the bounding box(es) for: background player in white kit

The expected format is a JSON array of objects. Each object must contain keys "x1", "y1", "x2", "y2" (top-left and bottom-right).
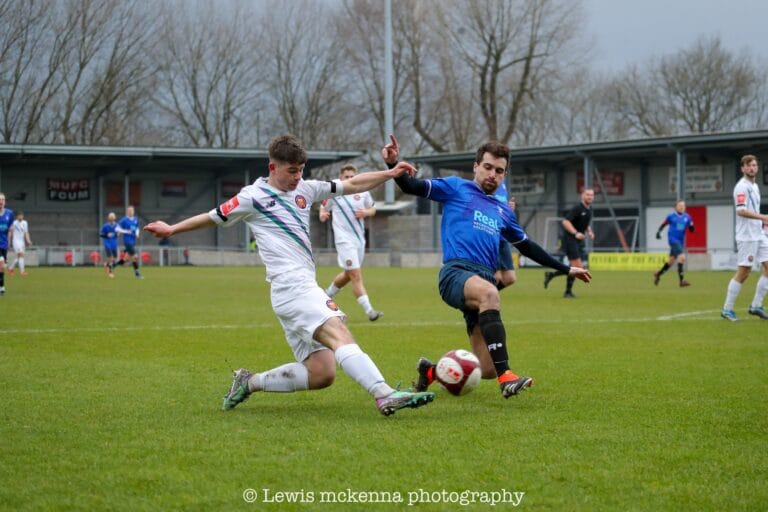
[
  {"x1": 320, "y1": 164, "x2": 382, "y2": 321},
  {"x1": 144, "y1": 135, "x2": 435, "y2": 416},
  {"x1": 721, "y1": 154, "x2": 768, "y2": 321},
  {"x1": 8, "y1": 211, "x2": 32, "y2": 276}
]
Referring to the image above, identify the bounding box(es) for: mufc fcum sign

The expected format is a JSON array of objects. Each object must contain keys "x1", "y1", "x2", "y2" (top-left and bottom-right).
[{"x1": 48, "y1": 178, "x2": 91, "y2": 201}]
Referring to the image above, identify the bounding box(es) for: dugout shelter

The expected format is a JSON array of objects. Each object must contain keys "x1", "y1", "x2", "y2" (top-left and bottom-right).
[
  {"x1": 407, "y1": 130, "x2": 768, "y2": 270},
  {"x1": 0, "y1": 144, "x2": 360, "y2": 265}
]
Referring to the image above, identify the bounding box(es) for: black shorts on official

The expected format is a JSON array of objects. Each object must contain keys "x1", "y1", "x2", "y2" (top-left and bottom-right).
[
  {"x1": 562, "y1": 236, "x2": 587, "y2": 261},
  {"x1": 439, "y1": 259, "x2": 496, "y2": 335}
]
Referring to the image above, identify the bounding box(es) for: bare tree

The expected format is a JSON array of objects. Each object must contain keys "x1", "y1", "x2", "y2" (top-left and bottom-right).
[
  {"x1": 432, "y1": 0, "x2": 586, "y2": 147},
  {"x1": 260, "y1": 0, "x2": 349, "y2": 147},
  {"x1": 660, "y1": 37, "x2": 762, "y2": 133},
  {"x1": 52, "y1": 0, "x2": 157, "y2": 145},
  {"x1": 0, "y1": 0, "x2": 69, "y2": 143},
  {"x1": 154, "y1": 1, "x2": 264, "y2": 148},
  {"x1": 611, "y1": 36, "x2": 766, "y2": 137}
]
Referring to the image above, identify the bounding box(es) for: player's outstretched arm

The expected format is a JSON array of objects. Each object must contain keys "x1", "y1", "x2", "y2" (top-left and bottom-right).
[
  {"x1": 341, "y1": 162, "x2": 416, "y2": 195},
  {"x1": 145, "y1": 213, "x2": 215, "y2": 239}
]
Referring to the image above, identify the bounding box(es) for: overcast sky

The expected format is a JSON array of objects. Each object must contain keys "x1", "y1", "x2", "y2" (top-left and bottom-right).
[{"x1": 584, "y1": 0, "x2": 768, "y2": 71}]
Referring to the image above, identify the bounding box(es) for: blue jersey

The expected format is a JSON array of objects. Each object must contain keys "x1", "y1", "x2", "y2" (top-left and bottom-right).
[
  {"x1": 118, "y1": 216, "x2": 140, "y2": 245},
  {"x1": 100, "y1": 222, "x2": 119, "y2": 251},
  {"x1": 0, "y1": 208, "x2": 14, "y2": 249},
  {"x1": 664, "y1": 212, "x2": 693, "y2": 245},
  {"x1": 493, "y1": 180, "x2": 509, "y2": 203},
  {"x1": 426, "y1": 176, "x2": 527, "y2": 269}
]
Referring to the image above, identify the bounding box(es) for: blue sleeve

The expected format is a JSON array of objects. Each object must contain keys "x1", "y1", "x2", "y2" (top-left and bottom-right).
[
  {"x1": 500, "y1": 205, "x2": 527, "y2": 244},
  {"x1": 427, "y1": 176, "x2": 461, "y2": 203}
]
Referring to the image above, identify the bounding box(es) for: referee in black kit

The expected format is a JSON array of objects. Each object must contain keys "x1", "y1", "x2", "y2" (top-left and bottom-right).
[{"x1": 544, "y1": 188, "x2": 595, "y2": 298}]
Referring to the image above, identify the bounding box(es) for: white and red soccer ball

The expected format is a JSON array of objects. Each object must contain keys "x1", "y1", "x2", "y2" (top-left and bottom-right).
[{"x1": 435, "y1": 349, "x2": 481, "y2": 396}]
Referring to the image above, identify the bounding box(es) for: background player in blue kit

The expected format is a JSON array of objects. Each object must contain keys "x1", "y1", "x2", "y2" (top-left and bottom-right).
[
  {"x1": 0, "y1": 192, "x2": 14, "y2": 295},
  {"x1": 654, "y1": 199, "x2": 694, "y2": 287},
  {"x1": 100, "y1": 212, "x2": 119, "y2": 278},
  {"x1": 116, "y1": 205, "x2": 142, "y2": 278},
  {"x1": 494, "y1": 180, "x2": 517, "y2": 290},
  {"x1": 383, "y1": 135, "x2": 591, "y2": 399}
]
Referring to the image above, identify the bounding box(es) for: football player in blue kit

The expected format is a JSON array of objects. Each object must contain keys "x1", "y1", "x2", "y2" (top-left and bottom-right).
[
  {"x1": 0, "y1": 192, "x2": 13, "y2": 295},
  {"x1": 382, "y1": 135, "x2": 591, "y2": 399},
  {"x1": 116, "y1": 205, "x2": 142, "y2": 278},
  {"x1": 654, "y1": 199, "x2": 694, "y2": 287},
  {"x1": 100, "y1": 212, "x2": 119, "y2": 278}
]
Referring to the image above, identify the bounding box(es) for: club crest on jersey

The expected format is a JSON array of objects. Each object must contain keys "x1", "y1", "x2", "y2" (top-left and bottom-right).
[
  {"x1": 326, "y1": 299, "x2": 339, "y2": 311},
  {"x1": 220, "y1": 196, "x2": 240, "y2": 216},
  {"x1": 295, "y1": 195, "x2": 308, "y2": 209}
]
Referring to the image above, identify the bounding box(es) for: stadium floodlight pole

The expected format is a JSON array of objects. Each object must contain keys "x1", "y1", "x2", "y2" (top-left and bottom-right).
[{"x1": 384, "y1": 0, "x2": 395, "y2": 204}]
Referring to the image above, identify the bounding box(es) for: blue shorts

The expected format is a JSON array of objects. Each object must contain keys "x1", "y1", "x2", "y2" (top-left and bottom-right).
[
  {"x1": 439, "y1": 259, "x2": 496, "y2": 335},
  {"x1": 498, "y1": 240, "x2": 514, "y2": 271},
  {"x1": 104, "y1": 246, "x2": 118, "y2": 258},
  {"x1": 123, "y1": 244, "x2": 136, "y2": 256},
  {"x1": 669, "y1": 243, "x2": 684, "y2": 257}
]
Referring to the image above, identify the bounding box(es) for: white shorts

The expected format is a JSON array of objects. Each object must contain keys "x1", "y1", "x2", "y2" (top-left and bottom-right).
[
  {"x1": 736, "y1": 238, "x2": 768, "y2": 267},
  {"x1": 270, "y1": 274, "x2": 346, "y2": 362},
  {"x1": 335, "y1": 240, "x2": 364, "y2": 270},
  {"x1": 13, "y1": 240, "x2": 25, "y2": 253}
]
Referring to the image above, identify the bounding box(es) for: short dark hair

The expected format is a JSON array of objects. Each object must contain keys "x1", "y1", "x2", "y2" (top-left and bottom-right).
[
  {"x1": 269, "y1": 134, "x2": 307, "y2": 164},
  {"x1": 339, "y1": 164, "x2": 357, "y2": 175},
  {"x1": 475, "y1": 141, "x2": 510, "y2": 166},
  {"x1": 741, "y1": 154, "x2": 757, "y2": 167}
]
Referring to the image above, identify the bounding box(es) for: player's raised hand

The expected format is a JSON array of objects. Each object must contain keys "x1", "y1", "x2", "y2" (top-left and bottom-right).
[
  {"x1": 390, "y1": 161, "x2": 416, "y2": 177},
  {"x1": 144, "y1": 221, "x2": 172, "y2": 239},
  {"x1": 381, "y1": 134, "x2": 400, "y2": 165},
  {"x1": 569, "y1": 267, "x2": 592, "y2": 283}
]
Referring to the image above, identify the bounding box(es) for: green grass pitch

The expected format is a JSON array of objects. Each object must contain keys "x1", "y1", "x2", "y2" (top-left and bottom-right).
[{"x1": 1, "y1": 266, "x2": 766, "y2": 511}]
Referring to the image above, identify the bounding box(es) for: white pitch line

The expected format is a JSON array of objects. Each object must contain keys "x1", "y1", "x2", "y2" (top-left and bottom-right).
[
  {"x1": 4, "y1": 312, "x2": 724, "y2": 335},
  {"x1": 656, "y1": 310, "x2": 720, "y2": 321}
]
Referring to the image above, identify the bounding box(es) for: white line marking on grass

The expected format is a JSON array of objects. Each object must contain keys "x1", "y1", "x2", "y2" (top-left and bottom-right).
[
  {"x1": 656, "y1": 310, "x2": 720, "y2": 321},
  {"x1": 6, "y1": 311, "x2": 724, "y2": 335}
]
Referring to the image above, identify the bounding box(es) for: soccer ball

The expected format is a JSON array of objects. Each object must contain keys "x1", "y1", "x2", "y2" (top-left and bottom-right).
[{"x1": 435, "y1": 349, "x2": 482, "y2": 396}]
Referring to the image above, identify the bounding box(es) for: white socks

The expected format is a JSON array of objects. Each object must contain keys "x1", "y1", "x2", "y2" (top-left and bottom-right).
[
  {"x1": 334, "y1": 343, "x2": 393, "y2": 399},
  {"x1": 357, "y1": 294, "x2": 374, "y2": 314},
  {"x1": 751, "y1": 275, "x2": 768, "y2": 309},
  {"x1": 723, "y1": 279, "x2": 742, "y2": 311},
  {"x1": 247, "y1": 362, "x2": 309, "y2": 393},
  {"x1": 18, "y1": 257, "x2": 24, "y2": 272},
  {"x1": 325, "y1": 283, "x2": 340, "y2": 297}
]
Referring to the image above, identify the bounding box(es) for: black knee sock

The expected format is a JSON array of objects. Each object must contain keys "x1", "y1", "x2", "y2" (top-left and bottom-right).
[
  {"x1": 478, "y1": 310, "x2": 510, "y2": 377},
  {"x1": 132, "y1": 261, "x2": 139, "y2": 271},
  {"x1": 677, "y1": 263, "x2": 684, "y2": 281},
  {"x1": 566, "y1": 275, "x2": 575, "y2": 293},
  {"x1": 115, "y1": 259, "x2": 125, "y2": 266},
  {"x1": 0, "y1": 271, "x2": 4, "y2": 286},
  {"x1": 658, "y1": 262, "x2": 670, "y2": 275}
]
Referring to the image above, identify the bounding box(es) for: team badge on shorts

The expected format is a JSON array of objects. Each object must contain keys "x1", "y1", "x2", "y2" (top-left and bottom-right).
[
  {"x1": 326, "y1": 299, "x2": 339, "y2": 311},
  {"x1": 749, "y1": 255, "x2": 754, "y2": 262},
  {"x1": 345, "y1": 259, "x2": 353, "y2": 267},
  {"x1": 295, "y1": 195, "x2": 307, "y2": 209}
]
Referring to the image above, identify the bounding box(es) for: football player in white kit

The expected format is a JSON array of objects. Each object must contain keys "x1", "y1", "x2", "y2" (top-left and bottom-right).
[
  {"x1": 8, "y1": 211, "x2": 32, "y2": 276},
  {"x1": 721, "y1": 154, "x2": 768, "y2": 321},
  {"x1": 145, "y1": 135, "x2": 435, "y2": 416},
  {"x1": 320, "y1": 164, "x2": 382, "y2": 321}
]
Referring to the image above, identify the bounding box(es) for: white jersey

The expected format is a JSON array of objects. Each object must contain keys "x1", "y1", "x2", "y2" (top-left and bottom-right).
[
  {"x1": 209, "y1": 177, "x2": 344, "y2": 282},
  {"x1": 11, "y1": 219, "x2": 28, "y2": 248},
  {"x1": 323, "y1": 191, "x2": 374, "y2": 247},
  {"x1": 733, "y1": 177, "x2": 764, "y2": 242}
]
